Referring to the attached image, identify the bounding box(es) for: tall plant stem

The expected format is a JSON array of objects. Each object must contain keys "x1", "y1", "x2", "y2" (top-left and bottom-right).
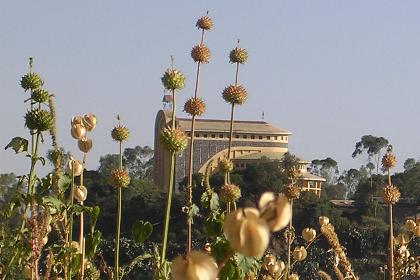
[
  {"x1": 79, "y1": 153, "x2": 87, "y2": 280},
  {"x1": 287, "y1": 199, "x2": 294, "y2": 277},
  {"x1": 115, "y1": 141, "x2": 123, "y2": 280},
  {"x1": 185, "y1": 28, "x2": 206, "y2": 253},
  {"x1": 161, "y1": 89, "x2": 177, "y2": 265},
  {"x1": 387, "y1": 169, "x2": 394, "y2": 280}
]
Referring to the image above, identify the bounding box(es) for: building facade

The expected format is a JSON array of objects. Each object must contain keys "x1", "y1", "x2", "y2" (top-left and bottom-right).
[{"x1": 154, "y1": 109, "x2": 325, "y2": 196}]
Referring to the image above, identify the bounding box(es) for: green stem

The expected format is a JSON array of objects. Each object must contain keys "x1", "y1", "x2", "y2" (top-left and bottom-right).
[
  {"x1": 387, "y1": 168, "x2": 394, "y2": 280},
  {"x1": 160, "y1": 89, "x2": 177, "y2": 266},
  {"x1": 287, "y1": 199, "x2": 294, "y2": 277},
  {"x1": 115, "y1": 141, "x2": 123, "y2": 280}
]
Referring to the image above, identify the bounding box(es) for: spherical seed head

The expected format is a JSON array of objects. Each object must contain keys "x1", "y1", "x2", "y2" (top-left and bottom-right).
[
  {"x1": 161, "y1": 69, "x2": 186, "y2": 91},
  {"x1": 219, "y1": 184, "x2": 241, "y2": 203},
  {"x1": 109, "y1": 168, "x2": 131, "y2": 188},
  {"x1": 184, "y1": 97, "x2": 206, "y2": 116},
  {"x1": 25, "y1": 109, "x2": 53, "y2": 131},
  {"x1": 222, "y1": 85, "x2": 247, "y2": 105},
  {"x1": 196, "y1": 16, "x2": 213, "y2": 30},
  {"x1": 159, "y1": 127, "x2": 188, "y2": 153},
  {"x1": 191, "y1": 44, "x2": 211, "y2": 63},
  {"x1": 382, "y1": 184, "x2": 401, "y2": 204},
  {"x1": 218, "y1": 158, "x2": 233, "y2": 173},
  {"x1": 77, "y1": 137, "x2": 93, "y2": 153},
  {"x1": 229, "y1": 47, "x2": 248, "y2": 64},
  {"x1": 31, "y1": 89, "x2": 49, "y2": 103},
  {"x1": 283, "y1": 184, "x2": 301, "y2": 200},
  {"x1": 111, "y1": 125, "x2": 130, "y2": 142},
  {"x1": 382, "y1": 152, "x2": 397, "y2": 169},
  {"x1": 20, "y1": 73, "x2": 43, "y2": 91}
]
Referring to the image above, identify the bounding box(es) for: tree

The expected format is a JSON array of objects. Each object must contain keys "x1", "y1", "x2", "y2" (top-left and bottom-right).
[
  {"x1": 338, "y1": 168, "x2": 365, "y2": 199},
  {"x1": 352, "y1": 135, "x2": 389, "y2": 174},
  {"x1": 98, "y1": 145, "x2": 154, "y2": 180},
  {"x1": 310, "y1": 157, "x2": 339, "y2": 185},
  {"x1": 403, "y1": 158, "x2": 416, "y2": 171}
]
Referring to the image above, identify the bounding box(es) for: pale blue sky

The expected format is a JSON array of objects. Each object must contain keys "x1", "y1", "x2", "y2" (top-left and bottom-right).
[{"x1": 1, "y1": 1, "x2": 420, "y2": 175}]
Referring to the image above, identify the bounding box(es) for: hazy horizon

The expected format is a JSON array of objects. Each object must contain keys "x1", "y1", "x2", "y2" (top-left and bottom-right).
[{"x1": 1, "y1": 1, "x2": 420, "y2": 176}]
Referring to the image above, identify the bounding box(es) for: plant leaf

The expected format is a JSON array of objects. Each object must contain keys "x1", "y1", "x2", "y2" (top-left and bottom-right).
[
  {"x1": 132, "y1": 220, "x2": 153, "y2": 244},
  {"x1": 5, "y1": 137, "x2": 28, "y2": 154}
]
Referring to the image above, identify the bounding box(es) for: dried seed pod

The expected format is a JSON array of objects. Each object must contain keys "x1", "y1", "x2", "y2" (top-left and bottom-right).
[
  {"x1": 109, "y1": 168, "x2": 131, "y2": 188},
  {"x1": 20, "y1": 72, "x2": 43, "y2": 91},
  {"x1": 66, "y1": 157, "x2": 83, "y2": 176},
  {"x1": 319, "y1": 216, "x2": 330, "y2": 226},
  {"x1": 381, "y1": 184, "x2": 401, "y2": 204},
  {"x1": 259, "y1": 192, "x2": 291, "y2": 232},
  {"x1": 160, "y1": 127, "x2": 188, "y2": 153},
  {"x1": 405, "y1": 219, "x2": 416, "y2": 231},
  {"x1": 184, "y1": 97, "x2": 206, "y2": 116},
  {"x1": 292, "y1": 246, "x2": 307, "y2": 261},
  {"x1": 111, "y1": 125, "x2": 130, "y2": 142},
  {"x1": 222, "y1": 85, "x2": 247, "y2": 105},
  {"x1": 74, "y1": 185, "x2": 87, "y2": 203},
  {"x1": 262, "y1": 254, "x2": 276, "y2": 271},
  {"x1": 83, "y1": 113, "x2": 97, "y2": 131},
  {"x1": 302, "y1": 228, "x2": 317, "y2": 243},
  {"x1": 191, "y1": 44, "x2": 211, "y2": 63},
  {"x1": 289, "y1": 273, "x2": 299, "y2": 280},
  {"x1": 196, "y1": 16, "x2": 213, "y2": 30},
  {"x1": 219, "y1": 184, "x2": 241, "y2": 203},
  {"x1": 161, "y1": 68, "x2": 185, "y2": 91},
  {"x1": 78, "y1": 137, "x2": 93, "y2": 153},
  {"x1": 218, "y1": 158, "x2": 233, "y2": 173},
  {"x1": 229, "y1": 47, "x2": 248, "y2": 64},
  {"x1": 171, "y1": 250, "x2": 218, "y2": 280},
  {"x1": 25, "y1": 109, "x2": 53, "y2": 131},
  {"x1": 223, "y1": 207, "x2": 270, "y2": 257},
  {"x1": 71, "y1": 123, "x2": 86, "y2": 140}
]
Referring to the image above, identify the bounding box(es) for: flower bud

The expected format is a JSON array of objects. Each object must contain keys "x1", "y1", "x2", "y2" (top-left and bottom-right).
[
  {"x1": 66, "y1": 157, "x2": 83, "y2": 176},
  {"x1": 302, "y1": 228, "x2": 316, "y2": 243},
  {"x1": 405, "y1": 219, "x2": 416, "y2": 232},
  {"x1": 82, "y1": 113, "x2": 97, "y2": 131},
  {"x1": 71, "y1": 123, "x2": 86, "y2": 140},
  {"x1": 78, "y1": 137, "x2": 93, "y2": 153},
  {"x1": 223, "y1": 208, "x2": 270, "y2": 257},
  {"x1": 259, "y1": 192, "x2": 291, "y2": 232},
  {"x1": 268, "y1": 261, "x2": 285, "y2": 277},
  {"x1": 292, "y1": 246, "x2": 307, "y2": 261},
  {"x1": 74, "y1": 185, "x2": 87, "y2": 203},
  {"x1": 171, "y1": 250, "x2": 218, "y2": 280},
  {"x1": 319, "y1": 216, "x2": 330, "y2": 226}
]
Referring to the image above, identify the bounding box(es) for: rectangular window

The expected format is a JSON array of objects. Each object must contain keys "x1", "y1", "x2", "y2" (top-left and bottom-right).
[
  {"x1": 235, "y1": 135, "x2": 239, "y2": 139},
  {"x1": 266, "y1": 136, "x2": 271, "y2": 140},
  {"x1": 259, "y1": 136, "x2": 263, "y2": 139},
  {"x1": 203, "y1": 134, "x2": 208, "y2": 138},
  {"x1": 195, "y1": 133, "x2": 199, "y2": 137},
  {"x1": 243, "y1": 135, "x2": 247, "y2": 139},
  {"x1": 219, "y1": 134, "x2": 223, "y2": 138},
  {"x1": 211, "y1": 134, "x2": 216, "y2": 138},
  {"x1": 251, "y1": 135, "x2": 255, "y2": 139}
]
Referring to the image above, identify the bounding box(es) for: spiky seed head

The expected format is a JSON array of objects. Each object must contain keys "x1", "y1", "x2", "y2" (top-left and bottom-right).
[
  {"x1": 25, "y1": 109, "x2": 53, "y2": 131},
  {"x1": 196, "y1": 16, "x2": 213, "y2": 30},
  {"x1": 159, "y1": 127, "x2": 188, "y2": 153},
  {"x1": 219, "y1": 184, "x2": 241, "y2": 203},
  {"x1": 184, "y1": 97, "x2": 206, "y2": 116},
  {"x1": 222, "y1": 85, "x2": 247, "y2": 105},
  {"x1": 109, "y1": 169, "x2": 131, "y2": 188},
  {"x1": 218, "y1": 158, "x2": 233, "y2": 173},
  {"x1": 229, "y1": 47, "x2": 248, "y2": 64},
  {"x1": 49, "y1": 148, "x2": 62, "y2": 169},
  {"x1": 382, "y1": 184, "x2": 401, "y2": 204},
  {"x1": 283, "y1": 184, "x2": 301, "y2": 200},
  {"x1": 161, "y1": 69, "x2": 186, "y2": 91},
  {"x1": 78, "y1": 137, "x2": 93, "y2": 153},
  {"x1": 191, "y1": 44, "x2": 211, "y2": 63},
  {"x1": 382, "y1": 152, "x2": 397, "y2": 169},
  {"x1": 31, "y1": 89, "x2": 49, "y2": 103},
  {"x1": 111, "y1": 125, "x2": 130, "y2": 142},
  {"x1": 20, "y1": 73, "x2": 43, "y2": 91},
  {"x1": 405, "y1": 219, "x2": 416, "y2": 232}
]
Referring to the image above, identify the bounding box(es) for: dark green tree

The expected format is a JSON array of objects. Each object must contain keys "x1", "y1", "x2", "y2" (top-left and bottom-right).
[
  {"x1": 352, "y1": 135, "x2": 389, "y2": 174},
  {"x1": 310, "y1": 157, "x2": 339, "y2": 185}
]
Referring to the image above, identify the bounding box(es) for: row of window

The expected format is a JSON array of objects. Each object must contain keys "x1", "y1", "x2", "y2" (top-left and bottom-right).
[{"x1": 186, "y1": 132, "x2": 287, "y2": 141}]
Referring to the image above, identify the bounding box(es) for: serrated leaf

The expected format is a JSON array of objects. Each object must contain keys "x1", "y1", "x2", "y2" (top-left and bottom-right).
[
  {"x1": 5, "y1": 137, "x2": 28, "y2": 153},
  {"x1": 132, "y1": 220, "x2": 153, "y2": 244}
]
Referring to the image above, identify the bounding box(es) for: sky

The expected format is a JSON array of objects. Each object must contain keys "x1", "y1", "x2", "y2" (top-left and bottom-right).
[{"x1": 1, "y1": 1, "x2": 420, "y2": 176}]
